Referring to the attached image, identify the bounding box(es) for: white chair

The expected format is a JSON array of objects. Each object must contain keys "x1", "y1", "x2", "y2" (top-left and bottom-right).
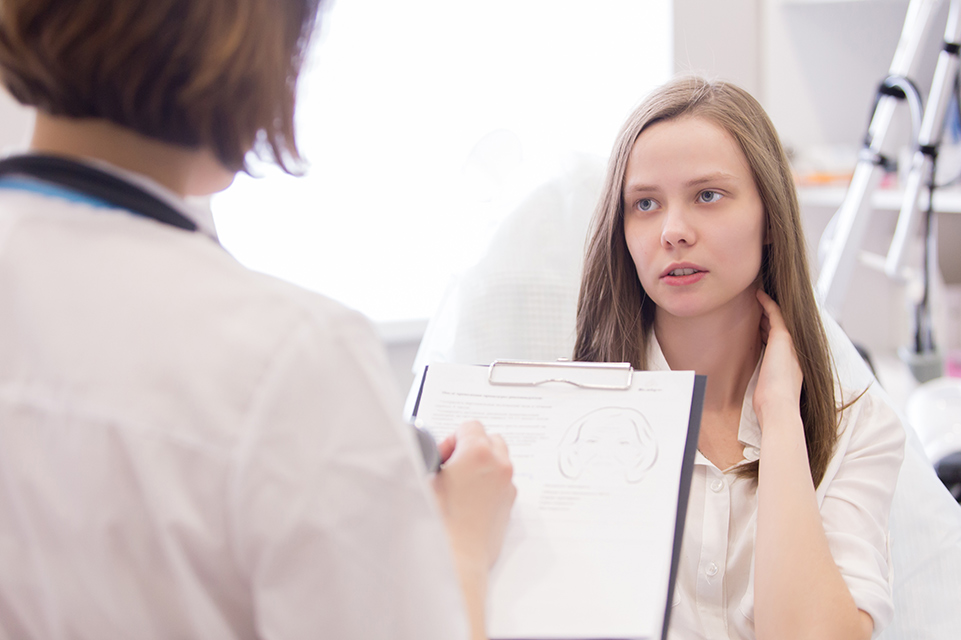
[{"x1": 410, "y1": 155, "x2": 961, "y2": 639}]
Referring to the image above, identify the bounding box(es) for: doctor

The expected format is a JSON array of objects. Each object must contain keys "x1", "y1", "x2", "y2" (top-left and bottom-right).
[{"x1": 0, "y1": 1, "x2": 514, "y2": 639}]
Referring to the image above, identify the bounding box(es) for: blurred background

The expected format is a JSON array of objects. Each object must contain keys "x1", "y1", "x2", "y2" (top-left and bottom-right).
[{"x1": 2, "y1": 0, "x2": 956, "y2": 401}]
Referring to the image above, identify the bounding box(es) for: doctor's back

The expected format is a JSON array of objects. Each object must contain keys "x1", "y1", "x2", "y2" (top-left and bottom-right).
[{"x1": 0, "y1": 1, "x2": 475, "y2": 638}]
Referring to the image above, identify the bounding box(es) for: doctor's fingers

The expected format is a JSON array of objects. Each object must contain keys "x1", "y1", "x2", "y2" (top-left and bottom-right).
[
  {"x1": 436, "y1": 420, "x2": 486, "y2": 464},
  {"x1": 455, "y1": 421, "x2": 510, "y2": 457},
  {"x1": 437, "y1": 434, "x2": 456, "y2": 463},
  {"x1": 487, "y1": 432, "x2": 510, "y2": 459}
]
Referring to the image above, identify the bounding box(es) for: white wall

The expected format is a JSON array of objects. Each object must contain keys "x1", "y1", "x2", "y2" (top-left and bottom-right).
[
  {"x1": 676, "y1": 0, "x2": 924, "y2": 169},
  {"x1": 0, "y1": 3, "x2": 940, "y2": 387},
  {"x1": 385, "y1": 0, "x2": 928, "y2": 388},
  {"x1": 676, "y1": 0, "x2": 949, "y2": 360},
  {"x1": 673, "y1": 0, "x2": 761, "y2": 96},
  {"x1": 762, "y1": 0, "x2": 938, "y2": 155}
]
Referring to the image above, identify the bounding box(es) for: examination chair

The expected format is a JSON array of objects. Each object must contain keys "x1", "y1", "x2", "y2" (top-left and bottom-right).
[{"x1": 409, "y1": 154, "x2": 961, "y2": 639}]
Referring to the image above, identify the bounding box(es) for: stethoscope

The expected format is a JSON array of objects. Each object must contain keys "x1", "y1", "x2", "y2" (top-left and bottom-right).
[
  {"x1": 0, "y1": 153, "x2": 201, "y2": 234},
  {"x1": 0, "y1": 152, "x2": 444, "y2": 472}
]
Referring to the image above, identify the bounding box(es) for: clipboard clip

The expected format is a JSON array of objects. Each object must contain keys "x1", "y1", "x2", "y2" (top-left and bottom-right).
[{"x1": 487, "y1": 360, "x2": 634, "y2": 390}]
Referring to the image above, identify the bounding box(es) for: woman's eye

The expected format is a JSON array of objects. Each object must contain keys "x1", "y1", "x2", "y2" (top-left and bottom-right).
[
  {"x1": 635, "y1": 198, "x2": 657, "y2": 212},
  {"x1": 698, "y1": 190, "x2": 723, "y2": 204}
]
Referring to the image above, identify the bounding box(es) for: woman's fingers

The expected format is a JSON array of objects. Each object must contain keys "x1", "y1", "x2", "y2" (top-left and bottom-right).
[
  {"x1": 753, "y1": 289, "x2": 804, "y2": 429},
  {"x1": 756, "y1": 289, "x2": 792, "y2": 335}
]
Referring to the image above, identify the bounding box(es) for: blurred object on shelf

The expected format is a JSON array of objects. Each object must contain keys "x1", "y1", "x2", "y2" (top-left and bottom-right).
[
  {"x1": 946, "y1": 349, "x2": 961, "y2": 377},
  {"x1": 940, "y1": 285, "x2": 961, "y2": 377},
  {"x1": 792, "y1": 143, "x2": 859, "y2": 187}
]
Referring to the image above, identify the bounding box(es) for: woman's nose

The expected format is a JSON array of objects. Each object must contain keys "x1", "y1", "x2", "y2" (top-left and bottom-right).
[{"x1": 660, "y1": 206, "x2": 695, "y2": 247}]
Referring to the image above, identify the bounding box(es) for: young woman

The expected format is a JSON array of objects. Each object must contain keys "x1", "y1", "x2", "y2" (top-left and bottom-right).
[
  {"x1": 574, "y1": 77, "x2": 904, "y2": 640},
  {"x1": 0, "y1": 2, "x2": 513, "y2": 639}
]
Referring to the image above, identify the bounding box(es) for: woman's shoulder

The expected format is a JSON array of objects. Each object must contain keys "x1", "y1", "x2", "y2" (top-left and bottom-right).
[
  {"x1": 815, "y1": 382, "x2": 906, "y2": 502},
  {"x1": 834, "y1": 382, "x2": 907, "y2": 454}
]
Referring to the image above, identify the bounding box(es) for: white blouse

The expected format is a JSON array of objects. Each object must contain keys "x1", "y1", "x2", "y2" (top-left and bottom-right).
[{"x1": 647, "y1": 339, "x2": 906, "y2": 640}]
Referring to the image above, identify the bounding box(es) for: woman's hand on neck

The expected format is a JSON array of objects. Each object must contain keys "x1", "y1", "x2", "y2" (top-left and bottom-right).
[
  {"x1": 654, "y1": 288, "x2": 764, "y2": 411},
  {"x1": 28, "y1": 113, "x2": 234, "y2": 198}
]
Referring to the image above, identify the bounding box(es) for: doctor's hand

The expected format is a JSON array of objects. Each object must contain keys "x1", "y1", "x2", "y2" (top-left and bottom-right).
[
  {"x1": 432, "y1": 420, "x2": 516, "y2": 569},
  {"x1": 753, "y1": 289, "x2": 804, "y2": 432},
  {"x1": 432, "y1": 421, "x2": 515, "y2": 640}
]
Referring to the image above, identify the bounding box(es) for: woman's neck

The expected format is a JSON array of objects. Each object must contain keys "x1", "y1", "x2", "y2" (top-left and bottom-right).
[
  {"x1": 653, "y1": 292, "x2": 764, "y2": 413},
  {"x1": 28, "y1": 114, "x2": 231, "y2": 197}
]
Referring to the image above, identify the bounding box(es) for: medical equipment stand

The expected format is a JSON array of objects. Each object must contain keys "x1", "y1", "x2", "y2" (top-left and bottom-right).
[{"x1": 816, "y1": 0, "x2": 961, "y2": 382}]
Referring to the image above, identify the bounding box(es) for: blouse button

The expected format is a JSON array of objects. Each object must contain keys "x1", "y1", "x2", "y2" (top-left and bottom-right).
[
  {"x1": 710, "y1": 478, "x2": 724, "y2": 492},
  {"x1": 706, "y1": 562, "x2": 719, "y2": 577}
]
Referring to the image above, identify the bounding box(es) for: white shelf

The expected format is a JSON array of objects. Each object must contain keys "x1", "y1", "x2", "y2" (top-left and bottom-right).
[
  {"x1": 797, "y1": 184, "x2": 961, "y2": 214},
  {"x1": 779, "y1": 0, "x2": 906, "y2": 4}
]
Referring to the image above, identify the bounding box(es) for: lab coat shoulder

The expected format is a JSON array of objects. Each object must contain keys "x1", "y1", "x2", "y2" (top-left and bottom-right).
[
  {"x1": 3, "y1": 189, "x2": 394, "y2": 444},
  {"x1": 120, "y1": 209, "x2": 469, "y2": 639},
  {"x1": 206, "y1": 269, "x2": 469, "y2": 640},
  {"x1": 176, "y1": 234, "x2": 471, "y2": 639},
  {"x1": 0, "y1": 191, "x2": 468, "y2": 639}
]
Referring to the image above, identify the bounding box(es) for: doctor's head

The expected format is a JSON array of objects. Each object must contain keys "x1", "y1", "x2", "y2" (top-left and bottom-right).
[{"x1": 0, "y1": 0, "x2": 322, "y2": 175}]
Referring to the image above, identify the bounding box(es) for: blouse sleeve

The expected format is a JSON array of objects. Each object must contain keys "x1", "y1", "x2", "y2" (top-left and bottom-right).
[{"x1": 815, "y1": 389, "x2": 906, "y2": 636}]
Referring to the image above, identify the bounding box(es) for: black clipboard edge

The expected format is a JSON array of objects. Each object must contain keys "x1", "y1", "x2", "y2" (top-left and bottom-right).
[
  {"x1": 660, "y1": 374, "x2": 706, "y2": 640},
  {"x1": 411, "y1": 364, "x2": 430, "y2": 420}
]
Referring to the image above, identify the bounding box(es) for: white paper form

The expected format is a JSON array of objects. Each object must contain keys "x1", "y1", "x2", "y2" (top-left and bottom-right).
[{"x1": 415, "y1": 362, "x2": 700, "y2": 640}]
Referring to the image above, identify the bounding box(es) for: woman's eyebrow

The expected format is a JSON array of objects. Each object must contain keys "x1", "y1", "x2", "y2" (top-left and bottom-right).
[
  {"x1": 622, "y1": 182, "x2": 657, "y2": 195},
  {"x1": 684, "y1": 171, "x2": 738, "y2": 188},
  {"x1": 624, "y1": 171, "x2": 740, "y2": 195}
]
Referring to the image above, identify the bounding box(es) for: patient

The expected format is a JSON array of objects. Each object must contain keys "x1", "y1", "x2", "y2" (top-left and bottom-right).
[{"x1": 574, "y1": 76, "x2": 905, "y2": 640}]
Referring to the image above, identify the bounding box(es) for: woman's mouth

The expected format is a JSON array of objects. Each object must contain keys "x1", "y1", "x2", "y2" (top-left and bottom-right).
[{"x1": 661, "y1": 267, "x2": 707, "y2": 285}]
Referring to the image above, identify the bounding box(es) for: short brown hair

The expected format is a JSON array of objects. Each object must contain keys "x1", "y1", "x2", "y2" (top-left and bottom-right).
[
  {"x1": 574, "y1": 76, "x2": 840, "y2": 486},
  {"x1": 0, "y1": 0, "x2": 322, "y2": 172}
]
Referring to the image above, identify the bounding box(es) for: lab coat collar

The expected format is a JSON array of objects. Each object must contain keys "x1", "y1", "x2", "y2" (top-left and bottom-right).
[
  {"x1": 13, "y1": 154, "x2": 224, "y2": 242},
  {"x1": 80, "y1": 157, "x2": 220, "y2": 241}
]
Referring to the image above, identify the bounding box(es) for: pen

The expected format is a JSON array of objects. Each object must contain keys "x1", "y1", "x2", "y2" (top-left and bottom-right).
[{"x1": 410, "y1": 420, "x2": 441, "y2": 473}]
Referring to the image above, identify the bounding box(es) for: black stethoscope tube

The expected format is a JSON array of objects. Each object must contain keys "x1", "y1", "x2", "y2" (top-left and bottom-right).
[{"x1": 0, "y1": 154, "x2": 198, "y2": 233}]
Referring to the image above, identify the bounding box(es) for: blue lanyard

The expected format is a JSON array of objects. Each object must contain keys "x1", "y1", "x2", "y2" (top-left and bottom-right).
[{"x1": 0, "y1": 154, "x2": 198, "y2": 233}]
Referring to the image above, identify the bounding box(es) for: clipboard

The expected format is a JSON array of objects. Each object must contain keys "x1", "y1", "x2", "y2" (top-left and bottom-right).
[{"x1": 412, "y1": 359, "x2": 705, "y2": 640}]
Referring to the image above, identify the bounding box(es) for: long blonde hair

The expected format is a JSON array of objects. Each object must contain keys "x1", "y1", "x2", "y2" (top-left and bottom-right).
[{"x1": 574, "y1": 76, "x2": 838, "y2": 485}]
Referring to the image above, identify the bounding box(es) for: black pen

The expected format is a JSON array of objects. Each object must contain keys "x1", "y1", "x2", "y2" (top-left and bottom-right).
[{"x1": 410, "y1": 419, "x2": 441, "y2": 473}]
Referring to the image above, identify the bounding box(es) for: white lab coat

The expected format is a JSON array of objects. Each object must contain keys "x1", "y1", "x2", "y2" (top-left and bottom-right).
[{"x1": 0, "y1": 167, "x2": 468, "y2": 640}]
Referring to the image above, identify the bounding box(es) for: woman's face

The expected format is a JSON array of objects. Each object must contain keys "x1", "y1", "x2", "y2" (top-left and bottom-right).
[{"x1": 621, "y1": 115, "x2": 766, "y2": 323}]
